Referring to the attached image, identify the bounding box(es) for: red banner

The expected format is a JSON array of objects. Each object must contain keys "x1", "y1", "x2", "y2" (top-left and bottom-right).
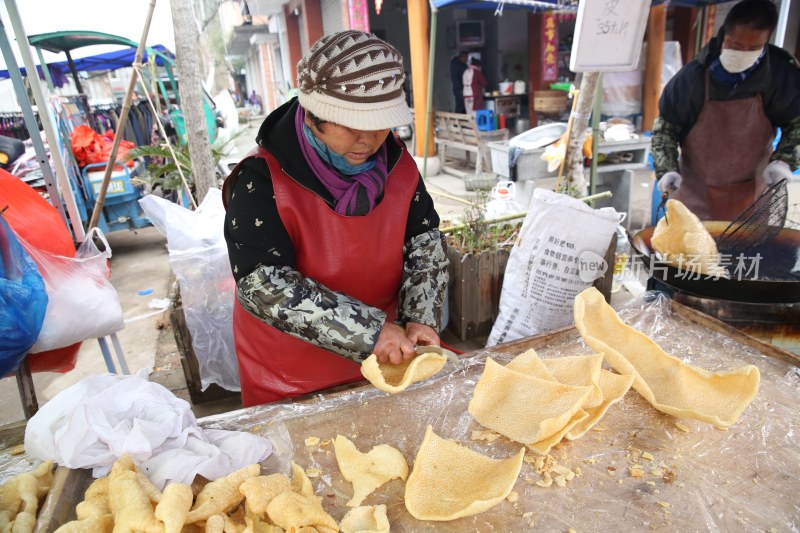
[{"x1": 542, "y1": 13, "x2": 558, "y2": 82}]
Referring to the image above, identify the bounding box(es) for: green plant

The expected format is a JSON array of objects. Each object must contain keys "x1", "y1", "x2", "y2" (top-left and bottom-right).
[
  {"x1": 444, "y1": 192, "x2": 522, "y2": 255},
  {"x1": 126, "y1": 129, "x2": 245, "y2": 191}
]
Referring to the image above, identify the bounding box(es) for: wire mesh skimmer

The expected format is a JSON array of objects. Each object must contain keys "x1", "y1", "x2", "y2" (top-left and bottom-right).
[{"x1": 715, "y1": 178, "x2": 789, "y2": 256}]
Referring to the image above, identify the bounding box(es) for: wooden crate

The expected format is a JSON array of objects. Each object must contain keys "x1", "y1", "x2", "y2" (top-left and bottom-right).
[
  {"x1": 169, "y1": 289, "x2": 240, "y2": 405},
  {"x1": 447, "y1": 246, "x2": 510, "y2": 341}
]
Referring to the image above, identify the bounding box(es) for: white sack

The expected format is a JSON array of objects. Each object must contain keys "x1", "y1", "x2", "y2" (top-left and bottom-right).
[{"x1": 487, "y1": 189, "x2": 619, "y2": 346}]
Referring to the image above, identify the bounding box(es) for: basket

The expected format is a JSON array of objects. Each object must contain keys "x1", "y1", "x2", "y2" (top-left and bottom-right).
[
  {"x1": 464, "y1": 172, "x2": 498, "y2": 191},
  {"x1": 533, "y1": 90, "x2": 568, "y2": 115}
]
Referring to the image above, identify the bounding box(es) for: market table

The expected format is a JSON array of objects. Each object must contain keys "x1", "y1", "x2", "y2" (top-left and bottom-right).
[{"x1": 6, "y1": 297, "x2": 800, "y2": 532}]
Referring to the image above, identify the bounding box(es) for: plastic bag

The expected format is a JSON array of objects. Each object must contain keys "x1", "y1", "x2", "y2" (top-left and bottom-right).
[
  {"x1": 139, "y1": 189, "x2": 239, "y2": 391},
  {"x1": 487, "y1": 189, "x2": 619, "y2": 346},
  {"x1": 24, "y1": 371, "x2": 272, "y2": 488},
  {"x1": 69, "y1": 124, "x2": 135, "y2": 169},
  {"x1": 24, "y1": 227, "x2": 125, "y2": 353},
  {"x1": 0, "y1": 216, "x2": 47, "y2": 375},
  {"x1": 0, "y1": 168, "x2": 81, "y2": 372}
]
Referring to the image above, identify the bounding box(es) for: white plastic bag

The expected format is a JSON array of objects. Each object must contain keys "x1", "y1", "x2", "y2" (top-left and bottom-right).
[
  {"x1": 24, "y1": 227, "x2": 124, "y2": 353},
  {"x1": 24, "y1": 372, "x2": 272, "y2": 488},
  {"x1": 487, "y1": 189, "x2": 619, "y2": 346},
  {"x1": 139, "y1": 189, "x2": 239, "y2": 391}
]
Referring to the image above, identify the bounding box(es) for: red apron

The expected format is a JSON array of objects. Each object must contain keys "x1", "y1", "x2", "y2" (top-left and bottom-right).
[
  {"x1": 673, "y1": 72, "x2": 774, "y2": 221},
  {"x1": 223, "y1": 146, "x2": 419, "y2": 406}
]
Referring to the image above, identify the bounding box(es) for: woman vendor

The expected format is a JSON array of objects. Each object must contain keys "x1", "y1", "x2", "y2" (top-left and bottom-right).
[{"x1": 223, "y1": 31, "x2": 449, "y2": 406}]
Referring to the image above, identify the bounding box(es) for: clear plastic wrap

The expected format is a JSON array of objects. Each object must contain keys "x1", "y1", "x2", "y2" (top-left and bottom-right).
[
  {"x1": 196, "y1": 291, "x2": 800, "y2": 531},
  {"x1": 11, "y1": 292, "x2": 797, "y2": 530},
  {"x1": 139, "y1": 190, "x2": 239, "y2": 391}
]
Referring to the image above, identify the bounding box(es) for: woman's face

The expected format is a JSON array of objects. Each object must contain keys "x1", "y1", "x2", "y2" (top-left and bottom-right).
[{"x1": 305, "y1": 115, "x2": 390, "y2": 166}]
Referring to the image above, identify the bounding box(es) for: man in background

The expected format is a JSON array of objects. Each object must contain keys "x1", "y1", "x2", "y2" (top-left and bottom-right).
[
  {"x1": 651, "y1": 0, "x2": 799, "y2": 220},
  {"x1": 449, "y1": 51, "x2": 468, "y2": 114}
]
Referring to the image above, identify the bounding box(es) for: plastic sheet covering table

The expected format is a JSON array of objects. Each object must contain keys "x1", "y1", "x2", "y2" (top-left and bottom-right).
[{"x1": 11, "y1": 293, "x2": 800, "y2": 532}]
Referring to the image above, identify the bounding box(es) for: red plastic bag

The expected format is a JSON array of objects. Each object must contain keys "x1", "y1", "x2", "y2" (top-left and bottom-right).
[
  {"x1": 70, "y1": 124, "x2": 135, "y2": 169},
  {"x1": 0, "y1": 169, "x2": 80, "y2": 372}
]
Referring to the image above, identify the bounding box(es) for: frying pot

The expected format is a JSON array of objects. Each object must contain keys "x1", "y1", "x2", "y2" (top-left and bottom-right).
[{"x1": 630, "y1": 222, "x2": 800, "y2": 303}]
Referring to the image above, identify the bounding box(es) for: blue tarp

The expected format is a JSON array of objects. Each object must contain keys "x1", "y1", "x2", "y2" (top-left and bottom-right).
[{"x1": 0, "y1": 44, "x2": 174, "y2": 80}]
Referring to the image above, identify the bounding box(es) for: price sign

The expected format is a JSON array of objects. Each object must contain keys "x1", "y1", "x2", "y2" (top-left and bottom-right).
[{"x1": 570, "y1": 0, "x2": 651, "y2": 72}]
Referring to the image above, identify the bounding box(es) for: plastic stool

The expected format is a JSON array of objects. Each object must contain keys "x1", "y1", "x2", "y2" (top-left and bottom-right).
[{"x1": 475, "y1": 110, "x2": 495, "y2": 131}]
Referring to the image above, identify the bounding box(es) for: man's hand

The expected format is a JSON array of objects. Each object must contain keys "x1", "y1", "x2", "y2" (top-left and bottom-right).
[
  {"x1": 657, "y1": 171, "x2": 683, "y2": 193},
  {"x1": 405, "y1": 322, "x2": 440, "y2": 347},
  {"x1": 763, "y1": 160, "x2": 793, "y2": 186},
  {"x1": 373, "y1": 322, "x2": 415, "y2": 365}
]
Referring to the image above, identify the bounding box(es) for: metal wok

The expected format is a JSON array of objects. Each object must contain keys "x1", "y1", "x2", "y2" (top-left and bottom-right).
[{"x1": 630, "y1": 222, "x2": 800, "y2": 304}]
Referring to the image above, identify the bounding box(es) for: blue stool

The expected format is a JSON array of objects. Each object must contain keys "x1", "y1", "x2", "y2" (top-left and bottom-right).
[{"x1": 475, "y1": 110, "x2": 495, "y2": 132}]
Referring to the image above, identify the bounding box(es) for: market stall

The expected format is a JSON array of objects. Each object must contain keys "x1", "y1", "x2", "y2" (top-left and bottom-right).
[{"x1": 2, "y1": 292, "x2": 798, "y2": 531}]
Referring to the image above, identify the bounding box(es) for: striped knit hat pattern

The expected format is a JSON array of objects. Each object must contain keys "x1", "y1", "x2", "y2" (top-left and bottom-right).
[{"x1": 297, "y1": 30, "x2": 413, "y2": 131}]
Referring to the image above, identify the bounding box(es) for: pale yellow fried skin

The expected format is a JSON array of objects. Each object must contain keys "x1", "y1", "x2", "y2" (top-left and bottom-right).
[
  {"x1": 205, "y1": 514, "x2": 226, "y2": 533},
  {"x1": 76, "y1": 476, "x2": 110, "y2": 520},
  {"x1": 137, "y1": 471, "x2": 163, "y2": 505},
  {"x1": 154, "y1": 483, "x2": 193, "y2": 533},
  {"x1": 84, "y1": 477, "x2": 110, "y2": 501},
  {"x1": 265, "y1": 492, "x2": 337, "y2": 532},
  {"x1": 288, "y1": 464, "x2": 314, "y2": 501},
  {"x1": 0, "y1": 460, "x2": 54, "y2": 533},
  {"x1": 338, "y1": 505, "x2": 390, "y2": 533},
  {"x1": 333, "y1": 436, "x2": 408, "y2": 508},
  {"x1": 52, "y1": 514, "x2": 113, "y2": 533},
  {"x1": 238, "y1": 475, "x2": 291, "y2": 516},
  {"x1": 223, "y1": 513, "x2": 246, "y2": 533},
  {"x1": 360, "y1": 352, "x2": 447, "y2": 393},
  {"x1": 404, "y1": 425, "x2": 525, "y2": 521},
  {"x1": 108, "y1": 455, "x2": 164, "y2": 533},
  {"x1": 243, "y1": 516, "x2": 283, "y2": 533},
  {"x1": 10, "y1": 509, "x2": 35, "y2": 533},
  {"x1": 186, "y1": 465, "x2": 261, "y2": 524},
  {"x1": 30, "y1": 461, "x2": 54, "y2": 499}
]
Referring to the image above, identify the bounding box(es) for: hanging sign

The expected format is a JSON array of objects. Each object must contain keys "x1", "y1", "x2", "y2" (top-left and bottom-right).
[
  {"x1": 542, "y1": 13, "x2": 559, "y2": 82},
  {"x1": 570, "y1": 0, "x2": 651, "y2": 72}
]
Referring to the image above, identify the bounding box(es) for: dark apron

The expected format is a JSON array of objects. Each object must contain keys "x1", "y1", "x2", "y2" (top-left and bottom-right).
[{"x1": 673, "y1": 72, "x2": 774, "y2": 221}]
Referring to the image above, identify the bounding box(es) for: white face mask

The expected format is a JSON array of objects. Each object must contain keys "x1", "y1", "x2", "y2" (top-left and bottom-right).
[{"x1": 719, "y1": 48, "x2": 764, "y2": 73}]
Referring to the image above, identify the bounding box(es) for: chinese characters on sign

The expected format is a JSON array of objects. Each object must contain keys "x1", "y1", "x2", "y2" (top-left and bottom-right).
[
  {"x1": 595, "y1": 0, "x2": 630, "y2": 37},
  {"x1": 349, "y1": 0, "x2": 370, "y2": 33},
  {"x1": 493, "y1": 234, "x2": 582, "y2": 344},
  {"x1": 542, "y1": 13, "x2": 558, "y2": 82}
]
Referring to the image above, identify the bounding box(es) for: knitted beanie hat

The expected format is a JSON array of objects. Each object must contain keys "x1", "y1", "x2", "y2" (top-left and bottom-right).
[{"x1": 297, "y1": 30, "x2": 413, "y2": 131}]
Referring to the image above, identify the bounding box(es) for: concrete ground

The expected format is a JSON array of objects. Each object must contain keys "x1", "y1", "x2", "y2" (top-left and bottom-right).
[{"x1": 2, "y1": 120, "x2": 797, "y2": 426}]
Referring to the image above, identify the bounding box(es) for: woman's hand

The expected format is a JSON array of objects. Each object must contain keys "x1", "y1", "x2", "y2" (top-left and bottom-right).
[
  {"x1": 373, "y1": 322, "x2": 416, "y2": 365},
  {"x1": 405, "y1": 322, "x2": 440, "y2": 347}
]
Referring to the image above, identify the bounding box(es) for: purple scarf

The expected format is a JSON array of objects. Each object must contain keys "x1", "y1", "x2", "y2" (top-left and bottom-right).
[{"x1": 295, "y1": 106, "x2": 389, "y2": 216}]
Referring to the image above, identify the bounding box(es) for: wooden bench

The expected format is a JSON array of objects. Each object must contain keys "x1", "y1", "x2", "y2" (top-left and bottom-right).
[{"x1": 433, "y1": 111, "x2": 509, "y2": 177}]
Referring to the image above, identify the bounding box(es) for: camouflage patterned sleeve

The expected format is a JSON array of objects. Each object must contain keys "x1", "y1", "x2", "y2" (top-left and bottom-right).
[
  {"x1": 398, "y1": 229, "x2": 449, "y2": 330},
  {"x1": 651, "y1": 117, "x2": 683, "y2": 179},
  {"x1": 237, "y1": 265, "x2": 387, "y2": 362},
  {"x1": 772, "y1": 115, "x2": 800, "y2": 171}
]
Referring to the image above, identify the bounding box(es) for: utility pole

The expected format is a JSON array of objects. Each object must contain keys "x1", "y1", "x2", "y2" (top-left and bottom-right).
[{"x1": 170, "y1": 0, "x2": 216, "y2": 203}]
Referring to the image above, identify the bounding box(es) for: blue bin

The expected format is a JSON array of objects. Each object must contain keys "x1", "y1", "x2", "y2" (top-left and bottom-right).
[{"x1": 475, "y1": 110, "x2": 495, "y2": 132}]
